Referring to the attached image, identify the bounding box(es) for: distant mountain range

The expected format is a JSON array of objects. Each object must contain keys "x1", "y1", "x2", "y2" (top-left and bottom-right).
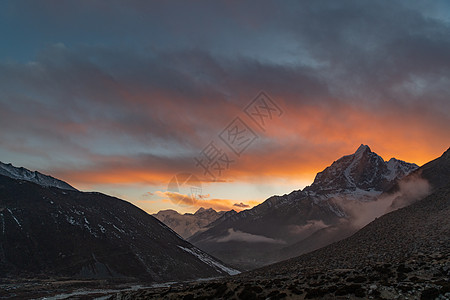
[
  {"x1": 0, "y1": 167, "x2": 238, "y2": 282},
  {"x1": 187, "y1": 145, "x2": 419, "y2": 270},
  {"x1": 153, "y1": 208, "x2": 237, "y2": 239}
]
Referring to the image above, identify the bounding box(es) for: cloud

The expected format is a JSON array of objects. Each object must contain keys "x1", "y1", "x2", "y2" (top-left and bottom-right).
[
  {"x1": 336, "y1": 174, "x2": 431, "y2": 229},
  {"x1": 233, "y1": 202, "x2": 249, "y2": 208},
  {"x1": 154, "y1": 191, "x2": 254, "y2": 212},
  {"x1": 141, "y1": 192, "x2": 154, "y2": 199},
  {"x1": 216, "y1": 228, "x2": 286, "y2": 244},
  {"x1": 387, "y1": 173, "x2": 431, "y2": 210},
  {"x1": 0, "y1": 1, "x2": 449, "y2": 210},
  {"x1": 2, "y1": 44, "x2": 446, "y2": 191},
  {"x1": 287, "y1": 220, "x2": 329, "y2": 236}
]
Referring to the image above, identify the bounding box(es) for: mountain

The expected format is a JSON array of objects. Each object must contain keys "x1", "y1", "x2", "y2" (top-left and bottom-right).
[
  {"x1": 305, "y1": 144, "x2": 418, "y2": 193},
  {"x1": 416, "y1": 146, "x2": 450, "y2": 190},
  {"x1": 0, "y1": 173, "x2": 238, "y2": 282},
  {"x1": 188, "y1": 145, "x2": 418, "y2": 270},
  {"x1": 153, "y1": 207, "x2": 236, "y2": 239},
  {"x1": 113, "y1": 147, "x2": 450, "y2": 300},
  {"x1": 239, "y1": 148, "x2": 450, "y2": 298},
  {"x1": 0, "y1": 161, "x2": 76, "y2": 191},
  {"x1": 257, "y1": 184, "x2": 450, "y2": 278},
  {"x1": 202, "y1": 209, "x2": 238, "y2": 228}
]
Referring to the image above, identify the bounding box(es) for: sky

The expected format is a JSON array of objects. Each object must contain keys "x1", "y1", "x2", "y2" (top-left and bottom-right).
[{"x1": 1, "y1": 0, "x2": 449, "y2": 214}]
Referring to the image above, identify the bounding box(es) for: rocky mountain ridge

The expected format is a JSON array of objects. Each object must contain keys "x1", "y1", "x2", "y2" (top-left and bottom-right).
[
  {"x1": 0, "y1": 161, "x2": 76, "y2": 191},
  {"x1": 306, "y1": 144, "x2": 418, "y2": 194},
  {"x1": 153, "y1": 207, "x2": 236, "y2": 239}
]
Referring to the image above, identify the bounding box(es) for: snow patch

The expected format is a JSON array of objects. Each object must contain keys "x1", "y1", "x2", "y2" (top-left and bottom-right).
[
  {"x1": 0, "y1": 213, "x2": 4, "y2": 234},
  {"x1": 66, "y1": 215, "x2": 78, "y2": 225},
  {"x1": 112, "y1": 224, "x2": 125, "y2": 233},
  {"x1": 98, "y1": 224, "x2": 106, "y2": 233},
  {"x1": 177, "y1": 245, "x2": 240, "y2": 275},
  {"x1": 84, "y1": 224, "x2": 98, "y2": 237},
  {"x1": 327, "y1": 201, "x2": 347, "y2": 218},
  {"x1": 7, "y1": 208, "x2": 22, "y2": 229}
]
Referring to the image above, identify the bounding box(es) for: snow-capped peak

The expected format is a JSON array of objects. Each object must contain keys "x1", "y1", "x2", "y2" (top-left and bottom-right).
[
  {"x1": 385, "y1": 158, "x2": 419, "y2": 181},
  {"x1": 355, "y1": 144, "x2": 371, "y2": 156},
  {"x1": 0, "y1": 161, "x2": 77, "y2": 191},
  {"x1": 306, "y1": 145, "x2": 418, "y2": 194},
  {"x1": 194, "y1": 207, "x2": 216, "y2": 215}
]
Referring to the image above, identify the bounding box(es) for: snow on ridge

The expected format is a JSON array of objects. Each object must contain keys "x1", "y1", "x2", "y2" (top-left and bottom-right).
[
  {"x1": 326, "y1": 201, "x2": 347, "y2": 218},
  {"x1": 178, "y1": 245, "x2": 240, "y2": 276},
  {"x1": 385, "y1": 158, "x2": 418, "y2": 181},
  {"x1": 0, "y1": 161, "x2": 76, "y2": 191}
]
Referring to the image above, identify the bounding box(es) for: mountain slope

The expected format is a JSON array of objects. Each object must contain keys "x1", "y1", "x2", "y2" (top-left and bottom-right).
[
  {"x1": 416, "y1": 147, "x2": 450, "y2": 190},
  {"x1": 0, "y1": 174, "x2": 238, "y2": 282},
  {"x1": 188, "y1": 145, "x2": 418, "y2": 270},
  {"x1": 0, "y1": 161, "x2": 76, "y2": 191}
]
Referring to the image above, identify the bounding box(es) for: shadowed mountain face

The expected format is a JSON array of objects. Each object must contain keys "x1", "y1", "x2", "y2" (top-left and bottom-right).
[
  {"x1": 188, "y1": 145, "x2": 418, "y2": 270},
  {"x1": 417, "y1": 147, "x2": 450, "y2": 190},
  {"x1": 0, "y1": 175, "x2": 238, "y2": 282}
]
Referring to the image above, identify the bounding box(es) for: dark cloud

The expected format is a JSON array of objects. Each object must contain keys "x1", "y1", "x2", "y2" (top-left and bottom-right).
[
  {"x1": 233, "y1": 202, "x2": 250, "y2": 208},
  {"x1": 0, "y1": 1, "x2": 449, "y2": 188}
]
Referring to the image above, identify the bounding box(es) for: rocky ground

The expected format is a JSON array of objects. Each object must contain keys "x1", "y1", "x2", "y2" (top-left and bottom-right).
[
  {"x1": 0, "y1": 278, "x2": 148, "y2": 299},
  {"x1": 2, "y1": 250, "x2": 448, "y2": 299},
  {"x1": 106, "y1": 251, "x2": 449, "y2": 299}
]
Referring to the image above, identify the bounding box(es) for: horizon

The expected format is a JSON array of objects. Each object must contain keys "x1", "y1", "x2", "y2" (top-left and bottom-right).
[
  {"x1": 1, "y1": 1, "x2": 450, "y2": 214},
  {"x1": 0, "y1": 143, "x2": 446, "y2": 215}
]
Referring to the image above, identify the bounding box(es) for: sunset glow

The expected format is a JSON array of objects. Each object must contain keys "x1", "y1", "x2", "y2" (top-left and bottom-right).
[{"x1": 1, "y1": 1, "x2": 449, "y2": 214}]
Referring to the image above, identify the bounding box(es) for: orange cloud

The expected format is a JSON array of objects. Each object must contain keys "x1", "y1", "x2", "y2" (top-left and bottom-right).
[
  {"x1": 52, "y1": 169, "x2": 174, "y2": 192},
  {"x1": 154, "y1": 191, "x2": 257, "y2": 212},
  {"x1": 51, "y1": 97, "x2": 448, "y2": 194}
]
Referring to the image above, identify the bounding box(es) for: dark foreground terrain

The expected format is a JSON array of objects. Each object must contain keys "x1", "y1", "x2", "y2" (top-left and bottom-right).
[
  {"x1": 2, "y1": 249, "x2": 448, "y2": 299},
  {"x1": 9, "y1": 184, "x2": 443, "y2": 299},
  {"x1": 111, "y1": 254, "x2": 449, "y2": 299},
  {"x1": 0, "y1": 278, "x2": 147, "y2": 299}
]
